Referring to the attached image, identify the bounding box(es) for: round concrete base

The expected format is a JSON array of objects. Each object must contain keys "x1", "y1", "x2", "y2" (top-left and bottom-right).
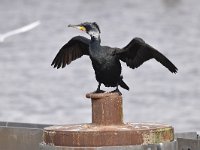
[{"x1": 43, "y1": 123, "x2": 174, "y2": 147}]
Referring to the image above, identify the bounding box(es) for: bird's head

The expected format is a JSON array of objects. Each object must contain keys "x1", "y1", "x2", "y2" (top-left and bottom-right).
[{"x1": 68, "y1": 22, "x2": 101, "y2": 38}]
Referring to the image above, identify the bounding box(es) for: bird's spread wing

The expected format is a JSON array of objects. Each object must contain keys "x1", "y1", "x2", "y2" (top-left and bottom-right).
[
  {"x1": 117, "y1": 38, "x2": 178, "y2": 73},
  {"x1": 51, "y1": 36, "x2": 90, "y2": 68}
]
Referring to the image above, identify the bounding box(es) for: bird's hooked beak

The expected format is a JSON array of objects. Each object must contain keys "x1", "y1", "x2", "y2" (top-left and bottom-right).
[{"x1": 68, "y1": 24, "x2": 86, "y2": 32}]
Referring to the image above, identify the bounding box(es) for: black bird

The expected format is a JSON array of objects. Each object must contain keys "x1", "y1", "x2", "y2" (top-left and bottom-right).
[{"x1": 51, "y1": 22, "x2": 178, "y2": 94}]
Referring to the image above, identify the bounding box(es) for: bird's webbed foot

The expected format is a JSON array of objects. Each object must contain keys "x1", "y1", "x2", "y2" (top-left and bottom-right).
[
  {"x1": 93, "y1": 83, "x2": 105, "y2": 94},
  {"x1": 111, "y1": 87, "x2": 122, "y2": 95},
  {"x1": 94, "y1": 89, "x2": 105, "y2": 94}
]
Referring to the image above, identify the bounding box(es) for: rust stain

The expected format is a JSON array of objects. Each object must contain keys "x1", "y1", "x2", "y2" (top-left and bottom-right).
[{"x1": 43, "y1": 92, "x2": 174, "y2": 147}]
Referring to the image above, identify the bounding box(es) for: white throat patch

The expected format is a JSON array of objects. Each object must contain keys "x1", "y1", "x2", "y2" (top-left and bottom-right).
[{"x1": 88, "y1": 30, "x2": 100, "y2": 38}]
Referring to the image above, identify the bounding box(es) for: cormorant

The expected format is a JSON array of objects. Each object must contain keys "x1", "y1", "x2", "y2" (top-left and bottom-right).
[{"x1": 51, "y1": 22, "x2": 178, "y2": 94}]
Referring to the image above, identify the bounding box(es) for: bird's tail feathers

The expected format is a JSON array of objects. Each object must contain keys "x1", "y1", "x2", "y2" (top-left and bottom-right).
[{"x1": 119, "y1": 76, "x2": 129, "y2": 90}]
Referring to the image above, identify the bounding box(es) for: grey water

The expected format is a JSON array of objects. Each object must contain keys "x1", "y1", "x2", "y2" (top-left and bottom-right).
[{"x1": 0, "y1": 0, "x2": 200, "y2": 132}]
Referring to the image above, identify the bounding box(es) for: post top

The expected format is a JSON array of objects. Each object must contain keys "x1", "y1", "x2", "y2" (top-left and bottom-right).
[
  {"x1": 86, "y1": 92, "x2": 121, "y2": 99},
  {"x1": 44, "y1": 123, "x2": 173, "y2": 132}
]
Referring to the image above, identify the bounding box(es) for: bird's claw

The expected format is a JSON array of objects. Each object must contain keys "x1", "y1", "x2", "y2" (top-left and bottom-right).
[{"x1": 94, "y1": 89, "x2": 105, "y2": 94}]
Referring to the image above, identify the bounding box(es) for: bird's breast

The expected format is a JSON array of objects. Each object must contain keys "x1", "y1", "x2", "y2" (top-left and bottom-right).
[
  {"x1": 89, "y1": 45, "x2": 120, "y2": 71},
  {"x1": 89, "y1": 48, "x2": 105, "y2": 63}
]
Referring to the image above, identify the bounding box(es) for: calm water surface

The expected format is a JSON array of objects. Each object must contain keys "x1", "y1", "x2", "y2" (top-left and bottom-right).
[{"x1": 0, "y1": 0, "x2": 200, "y2": 132}]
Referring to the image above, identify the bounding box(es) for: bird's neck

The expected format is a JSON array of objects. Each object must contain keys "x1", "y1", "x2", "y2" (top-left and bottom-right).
[
  {"x1": 89, "y1": 30, "x2": 101, "y2": 44},
  {"x1": 91, "y1": 34, "x2": 101, "y2": 45},
  {"x1": 89, "y1": 35, "x2": 101, "y2": 53}
]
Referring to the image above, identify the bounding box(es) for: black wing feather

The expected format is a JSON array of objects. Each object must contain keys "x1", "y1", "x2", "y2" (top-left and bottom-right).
[
  {"x1": 119, "y1": 38, "x2": 178, "y2": 73},
  {"x1": 51, "y1": 36, "x2": 90, "y2": 69}
]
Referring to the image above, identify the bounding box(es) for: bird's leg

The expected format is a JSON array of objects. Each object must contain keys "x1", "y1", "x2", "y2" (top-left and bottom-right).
[
  {"x1": 97, "y1": 83, "x2": 101, "y2": 91},
  {"x1": 94, "y1": 83, "x2": 105, "y2": 93},
  {"x1": 111, "y1": 85, "x2": 122, "y2": 95}
]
